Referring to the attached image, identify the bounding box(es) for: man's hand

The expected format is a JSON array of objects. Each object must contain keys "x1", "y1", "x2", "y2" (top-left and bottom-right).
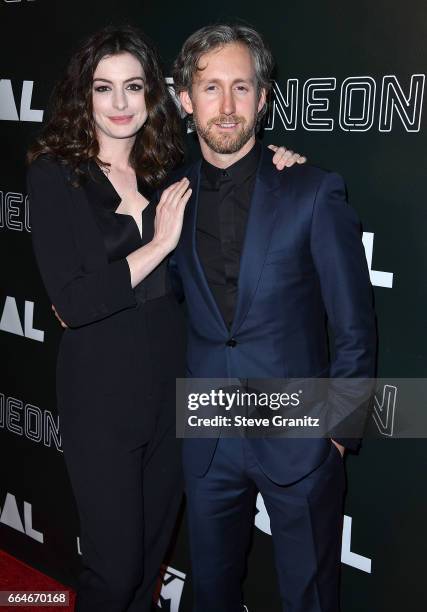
[
  {"x1": 268, "y1": 145, "x2": 307, "y2": 170},
  {"x1": 51, "y1": 305, "x2": 68, "y2": 328},
  {"x1": 331, "y1": 439, "x2": 345, "y2": 457}
]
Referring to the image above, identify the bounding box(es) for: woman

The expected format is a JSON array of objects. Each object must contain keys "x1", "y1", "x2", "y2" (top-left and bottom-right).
[{"x1": 28, "y1": 25, "x2": 303, "y2": 612}]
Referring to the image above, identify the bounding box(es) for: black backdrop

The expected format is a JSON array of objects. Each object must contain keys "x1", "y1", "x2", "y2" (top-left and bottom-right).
[{"x1": 1, "y1": 1, "x2": 426, "y2": 610}]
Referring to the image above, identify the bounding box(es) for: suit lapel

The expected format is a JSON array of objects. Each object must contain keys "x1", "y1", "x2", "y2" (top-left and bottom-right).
[
  {"x1": 182, "y1": 161, "x2": 229, "y2": 334},
  {"x1": 181, "y1": 147, "x2": 283, "y2": 336},
  {"x1": 231, "y1": 147, "x2": 282, "y2": 334}
]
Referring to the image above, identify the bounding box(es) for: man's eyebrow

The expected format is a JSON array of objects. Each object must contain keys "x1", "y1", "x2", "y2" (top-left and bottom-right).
[
  {"x1": 196, "y1": 77, "x2": 255, "y2": 84},
  {"x1": 93, "y1": 76, "x2": 145, "y2": 83}
]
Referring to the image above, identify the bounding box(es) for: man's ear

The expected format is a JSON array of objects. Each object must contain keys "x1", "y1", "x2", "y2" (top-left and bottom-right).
[
  {"x1": 257, "y1": 88, "x2": 267, "y2": 113},
  {"x1": 179, "y1": 90, "x2": 193, "y2": 115}
]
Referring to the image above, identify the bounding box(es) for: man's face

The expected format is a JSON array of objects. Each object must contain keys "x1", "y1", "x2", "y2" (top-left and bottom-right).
[{"x1": 180, "y1": 42, "x2": 266, "y2": 155}]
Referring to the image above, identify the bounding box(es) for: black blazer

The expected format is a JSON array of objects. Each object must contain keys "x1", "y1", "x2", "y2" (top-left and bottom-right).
[
  {"x1": 28, "y1": 156, "x2": 136, "y2": 328},
  {"x1": 28, "y1": 155, "x2": 186, "y2": 444}
]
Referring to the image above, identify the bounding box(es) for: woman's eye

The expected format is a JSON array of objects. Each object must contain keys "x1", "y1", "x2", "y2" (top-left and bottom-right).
[
  {"x1": 127, "y1": 83, "x2": 143, "y2": 91},
  {"x1": 94, "y1": 86, "x2": 110, "y2": 93}
]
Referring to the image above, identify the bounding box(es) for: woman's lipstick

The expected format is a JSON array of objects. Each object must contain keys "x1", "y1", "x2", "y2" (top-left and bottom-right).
[{"x1": 108, "y1": 115, "x2": 134, "y2": 124}]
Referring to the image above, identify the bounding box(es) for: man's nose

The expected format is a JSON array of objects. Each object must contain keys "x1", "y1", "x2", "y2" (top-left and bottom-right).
[{"x1": 219, "y1": 89, "x2": 236, "y2": 115}]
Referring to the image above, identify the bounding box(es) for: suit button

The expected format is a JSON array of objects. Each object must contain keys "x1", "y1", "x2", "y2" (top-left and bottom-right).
[{"x1": 226, "y1": 338, "x2": 237, "y2": 347}]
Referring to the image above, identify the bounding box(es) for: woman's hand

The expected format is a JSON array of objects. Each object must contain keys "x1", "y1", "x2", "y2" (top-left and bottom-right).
[
  {"x1": 268, "y1": 145, "x2": 307, "y2": 170},
  {"x1": 331, "y1": 439, "x2": 345, "y2": 457},
  {"x1": 153, "y1": 178, "x2": 192, "y2": 254},
  {"x1": 126, "y1": 177, "x2": 191, "y2": 288},
  {"x1": 52, "y1": 304, "x2": 68, "y2": 328}
]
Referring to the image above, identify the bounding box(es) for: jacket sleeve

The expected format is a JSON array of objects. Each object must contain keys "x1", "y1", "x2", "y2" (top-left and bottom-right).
[
  {"x1": 28, "y1": 157, "x2": 136, "y2": 328},
  {"x1": 154, "y1": 184, "x2": 185, "y2": 304},
  {"x1": 168, "y1": 253, "x2": 185, "y2": 303},
  {"x1": 310, "y1": 171, "x2": 377, "y2": 449}
]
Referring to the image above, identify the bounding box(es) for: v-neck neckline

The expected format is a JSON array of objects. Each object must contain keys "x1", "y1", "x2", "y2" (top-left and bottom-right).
[
  {"x1": 89, "y1": 160, "x2": 151, "y2": 206},
  {"x1": 86, "y1": 160, "x2": 153, "y2": 241}
]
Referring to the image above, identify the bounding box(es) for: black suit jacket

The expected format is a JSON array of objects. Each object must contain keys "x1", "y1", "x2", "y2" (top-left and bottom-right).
[{"x1": 28, "y1": 156, "x2": 136, "y2": 328}]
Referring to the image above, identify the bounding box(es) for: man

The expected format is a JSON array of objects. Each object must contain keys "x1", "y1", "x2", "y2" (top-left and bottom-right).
[{"x1": 169, "y1": 23, "x2": 376, "y2": 612}]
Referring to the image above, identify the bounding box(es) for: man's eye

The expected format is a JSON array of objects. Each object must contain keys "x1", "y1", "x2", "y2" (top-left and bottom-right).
[
  {"x1": 206, "y1": 85, "x2": 217, "y2": 91},
  {"x1": 236, "y1": 86, "x2": 249, "y2": 92},
  {"x1": 94, "y1": 86, "x2": 110, "y2": 93},
  {"x1": 127, "y1": 83, "x2": 143, "y2": 91}
]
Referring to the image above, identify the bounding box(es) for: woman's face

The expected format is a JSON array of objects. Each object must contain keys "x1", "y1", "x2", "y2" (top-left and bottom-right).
[{"x1": 92, "y1": 51, "x2": 148, "y2": 142}]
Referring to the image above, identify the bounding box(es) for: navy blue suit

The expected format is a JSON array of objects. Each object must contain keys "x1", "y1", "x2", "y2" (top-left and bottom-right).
[{"x1": 169, "y1": 145, "x2": 376, "y2": 611}]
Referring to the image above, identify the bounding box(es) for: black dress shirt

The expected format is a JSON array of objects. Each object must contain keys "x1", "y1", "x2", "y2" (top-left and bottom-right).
[{"x1": 196, "y1": 141, "x2": 261, "y2": 328}]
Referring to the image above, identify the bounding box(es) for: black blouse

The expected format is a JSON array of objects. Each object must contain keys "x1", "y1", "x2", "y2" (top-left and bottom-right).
[{"x1": 81, "y1": 161, "x2": 172, "y2": 304}]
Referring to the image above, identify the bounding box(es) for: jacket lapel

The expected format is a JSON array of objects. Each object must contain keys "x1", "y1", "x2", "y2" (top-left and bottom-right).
[
  {"x1": 181, "y1": 160, "x2": 229, "y2": 334},
  {"x1": 231, "y1": 147, "x2": 282, "y2": 334}
]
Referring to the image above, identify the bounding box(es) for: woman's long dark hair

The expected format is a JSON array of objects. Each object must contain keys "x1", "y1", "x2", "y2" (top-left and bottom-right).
[{"x1": 28, "y1": 25, "x2": 184, "y2": 188}]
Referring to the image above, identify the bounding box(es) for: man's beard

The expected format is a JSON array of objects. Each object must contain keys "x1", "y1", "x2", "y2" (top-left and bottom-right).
[{"x1": 193, "y1": 111, "x2": 257, "y2": 154}]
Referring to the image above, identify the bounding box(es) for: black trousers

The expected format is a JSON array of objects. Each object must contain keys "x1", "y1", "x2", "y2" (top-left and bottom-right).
[
  {"x1": 62, "y1": 399, "x2": 183, "y2": 612},
  {"x1": 185, "y1": 438, "x2": 345, "y2": 612}
]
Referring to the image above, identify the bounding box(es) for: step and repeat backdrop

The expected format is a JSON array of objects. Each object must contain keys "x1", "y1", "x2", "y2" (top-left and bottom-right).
[{"x1": 1, "y1": 1, "x2": 426, "y2": 610}]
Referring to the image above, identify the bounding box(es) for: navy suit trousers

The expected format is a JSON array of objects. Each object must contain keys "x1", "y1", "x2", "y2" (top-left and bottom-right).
[{"x1": 185, "y1": 438, "x2": 345, "y2": 612}]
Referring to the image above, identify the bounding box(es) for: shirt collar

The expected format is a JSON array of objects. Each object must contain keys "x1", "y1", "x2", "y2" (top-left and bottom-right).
[{"x1": 201, "y1": 140, "x2": 261, "y2": 189}]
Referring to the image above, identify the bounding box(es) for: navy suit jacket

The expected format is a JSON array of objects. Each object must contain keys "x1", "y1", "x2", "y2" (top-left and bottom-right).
[{"x1": 169, "y1": 145, "x2": 376, "y2": 484}]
